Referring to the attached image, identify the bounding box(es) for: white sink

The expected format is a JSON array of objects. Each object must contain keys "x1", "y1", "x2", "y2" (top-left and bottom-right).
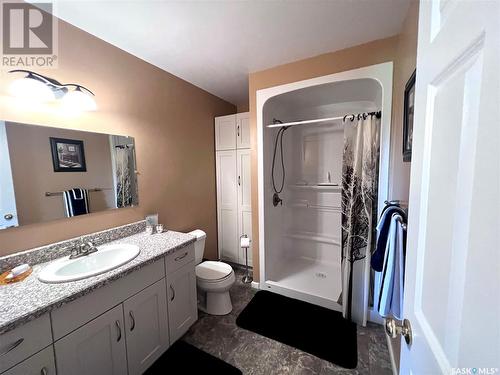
[{"x1": 38, "y1": 244, "x2": 140, "y2": 283}]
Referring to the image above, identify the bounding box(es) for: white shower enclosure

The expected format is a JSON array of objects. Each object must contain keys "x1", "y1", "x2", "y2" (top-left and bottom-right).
[{"x1": 257, "y1": 63, "x2": 393, "y2": 324}]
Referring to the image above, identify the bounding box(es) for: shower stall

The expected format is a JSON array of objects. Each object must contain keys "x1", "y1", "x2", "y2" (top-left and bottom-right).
[{"x1": 257, "y1": 63, "x2": 393, "y2": 324}]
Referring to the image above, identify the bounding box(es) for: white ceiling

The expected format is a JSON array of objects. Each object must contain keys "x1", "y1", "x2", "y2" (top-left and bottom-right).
[{"x1": 47, "y1": 0, "x2": 410, "y2": 107}]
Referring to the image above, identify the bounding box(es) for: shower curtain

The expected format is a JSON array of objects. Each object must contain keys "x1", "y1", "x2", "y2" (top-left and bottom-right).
[
  {"x1": 115, "y1": 147, "x2": 134, "y2": 208},
  {"x1": 340, "y1": 114, "x2": 380, "y2": 322}
]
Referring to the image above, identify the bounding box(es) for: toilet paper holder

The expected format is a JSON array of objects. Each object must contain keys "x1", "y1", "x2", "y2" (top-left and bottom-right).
[{"x1": 240, "y1": 234, "x2": 252, "y2": 284}]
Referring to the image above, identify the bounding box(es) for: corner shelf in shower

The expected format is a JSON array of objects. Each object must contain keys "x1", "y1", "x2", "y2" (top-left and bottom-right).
[{"x1": 284, "y1": 231, "x2": 341, "y2": 246}]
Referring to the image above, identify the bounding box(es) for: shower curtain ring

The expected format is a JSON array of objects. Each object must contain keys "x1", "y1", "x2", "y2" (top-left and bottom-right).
[
  {"x1": 350, "y1": 114, "x2": 355, "y2": 121},
  {"x1": 343, "y1": 115, "x2": 347, "y2": 122}
]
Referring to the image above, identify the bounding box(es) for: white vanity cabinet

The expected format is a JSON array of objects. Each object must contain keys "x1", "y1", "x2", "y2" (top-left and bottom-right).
[
  {"x1": 44, "y1": 243, "x2": 196, "y2": 375},
  {"x1": 123, "y1": 279, "x2": 169, "y2": 375},
  {"x1": 2, "y1": 346, "x2": 56, "y2": 375},
  {"x1": 0, "y1": 314, "x2": 52, "y2": 374},
  {"x1": 54, "y1": 305, "x2": 127, "y2": 375},
  {"x1": 166, "y1": 261, "x2": 198, "y2": 343}
]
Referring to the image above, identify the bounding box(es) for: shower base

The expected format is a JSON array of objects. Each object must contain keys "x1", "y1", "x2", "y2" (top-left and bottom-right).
[{"x1": 264, "y1": 256, "x2": 342, "y2": 311}]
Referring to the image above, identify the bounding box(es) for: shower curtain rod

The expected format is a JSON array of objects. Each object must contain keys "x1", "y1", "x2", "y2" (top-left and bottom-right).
[{"x1": 266, "y1": 111, "x2": 381, "y2": 128}]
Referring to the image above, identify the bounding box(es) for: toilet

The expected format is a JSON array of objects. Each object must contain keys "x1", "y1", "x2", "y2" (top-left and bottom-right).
[{"x1": 189, "y1": 229, "x2": 235, "y2": 315}]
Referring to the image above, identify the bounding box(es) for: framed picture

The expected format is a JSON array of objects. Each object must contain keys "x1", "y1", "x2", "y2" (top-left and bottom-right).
[
  {"x1": 50, "y1": 137, "x2": 87, "y2": 172},
  {"x1": 403, "y1": 69, "x2": 416, "y2": 162}
]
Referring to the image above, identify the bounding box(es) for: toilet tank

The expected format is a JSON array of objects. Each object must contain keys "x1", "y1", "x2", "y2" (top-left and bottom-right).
[{"x1": 188, "y1": 229, "x2": 206, "y2": 265}]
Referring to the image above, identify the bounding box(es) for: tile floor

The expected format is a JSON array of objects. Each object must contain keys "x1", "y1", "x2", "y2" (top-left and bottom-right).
[{"x1": 182, "y1": 267, "x2": 393, "y2": 375}]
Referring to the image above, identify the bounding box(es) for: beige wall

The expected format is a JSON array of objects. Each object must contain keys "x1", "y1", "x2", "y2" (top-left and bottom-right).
[
  {"x1": 237, "y1": 103, "x2": 249, "y2": 113},
  {"x1": 0, "y1": 17, "x2": 235, "y2": 256},
  {"x1": 6, "y1": 123, "x2": 115, "y2": 225},
  {"x1": 389, "y1": 0, "x2": 419, "y2": 201},
  {"x1": 248, "y1": 3, "x2": 419, "y2": 281}
]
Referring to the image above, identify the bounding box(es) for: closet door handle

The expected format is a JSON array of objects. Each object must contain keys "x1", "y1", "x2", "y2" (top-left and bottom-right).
[
  {"x1": 237, "y1": 125, "x2": 240, "y2": 137},
  {"x1": 0, "y1": 338, "x2": 24, "y2": 357},
  {"x1": 115, "y1": 320, "x2": 122, "y2": 342},
  {"x1": 238, "y1": 176, "x2": 241, "y2": 186},
  {"x1": 129, "y1": 311, "x2": 135, "y2": 331},
  {"x1": 170, "y1": 285, "x2": 175, "y2": 301}
]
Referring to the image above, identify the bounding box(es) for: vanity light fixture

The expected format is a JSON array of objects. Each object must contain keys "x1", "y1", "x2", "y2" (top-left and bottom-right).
[{"x1": 8, "y1": 69, "x2": 97, "y2": 111}]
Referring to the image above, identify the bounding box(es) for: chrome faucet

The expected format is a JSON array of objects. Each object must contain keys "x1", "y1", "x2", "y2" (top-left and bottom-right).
[{"x1": 69, "y1": 238, "x2": 99, "y2": 259}]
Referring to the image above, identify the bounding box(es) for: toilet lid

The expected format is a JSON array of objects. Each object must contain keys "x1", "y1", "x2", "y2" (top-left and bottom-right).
[{"x1": 196, "y1": 261, "x2": 233, "y2": 280}]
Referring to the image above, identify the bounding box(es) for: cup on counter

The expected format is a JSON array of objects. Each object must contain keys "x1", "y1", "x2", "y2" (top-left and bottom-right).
[
  {"x1": 145, "y1": 225, "x2": 155, "y2": 235},
  {"x1": 156, "y1": 224, "x2": 164, "y2": 233}
]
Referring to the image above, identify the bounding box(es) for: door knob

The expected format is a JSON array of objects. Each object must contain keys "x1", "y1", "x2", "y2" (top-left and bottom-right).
[
  {"x1": 385, "y1": 318, "x2": 412, "y2": 346},
  {"x1": 4, "y1": 214, "x2": 13, "y2": 220}
]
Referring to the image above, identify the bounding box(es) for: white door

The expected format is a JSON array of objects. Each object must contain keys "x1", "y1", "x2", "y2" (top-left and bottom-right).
[
  {"x1": 399, "y1": 1, "x2": 500, "y2": 374},
  {"x1": 55, "y1": 305, "x2": 127, "y2": 375},
  {"x1": 216, "y1": 150, "x2": 239, "y2": 263},
  {"x1": 237, "y1": 112, "x2": 251, "y2": 149},
  {"x1": 0, "y1": 121, "x2": 18, "y2": 229},
  {"x1": 237, "y1": 149, "x2": 252, "y2": 266},
  {"x1": 215, "y1": 114, "x2": 236, "y2": 151},
  {"x1": 166, "y1": 262, "x2": 197, "y2": 343},
  {"x1": 123, "y1": 279, "x2": 169, "y2": 375}
]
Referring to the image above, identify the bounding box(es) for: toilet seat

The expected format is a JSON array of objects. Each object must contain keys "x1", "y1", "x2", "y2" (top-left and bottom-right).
[{"x1": 196, "y1": 261, "x2": 233, "y2": 282}]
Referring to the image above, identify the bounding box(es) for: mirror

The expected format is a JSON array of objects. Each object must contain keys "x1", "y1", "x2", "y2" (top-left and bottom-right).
[{"x1": 0, "y1": 121, "x2": 138, "y2": 230}]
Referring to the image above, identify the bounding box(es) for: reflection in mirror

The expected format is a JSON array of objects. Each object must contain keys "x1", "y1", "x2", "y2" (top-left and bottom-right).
[{"x1": 0, "y1": 121, "x2": 138, "y2": 230}]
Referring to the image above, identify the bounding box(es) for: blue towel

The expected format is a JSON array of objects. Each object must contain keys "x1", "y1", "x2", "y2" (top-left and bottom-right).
[
  {"x1": 371, "y1": 205, "x2": 407, "y2": 271},
  {"x1": 63, "y1": 188, "x2": 90, "y2": 217},
  {"x1": 377, "y1": 213, "x2": 405, "y2": 319}
]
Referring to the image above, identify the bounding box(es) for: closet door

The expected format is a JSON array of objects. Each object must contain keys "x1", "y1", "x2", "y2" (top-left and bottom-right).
[
  {"x1": 216, "y1": 150, "x2": 239, "y2": 263},
  {"x1": 236, "y1": 112, "x2": 251, "y2": 149},
  {"x1": 237, "y1": 149, "x2": 252, "y2": 266},
  {"x1": 215, "y1": 115, "x2": 236, "y2": 150}
]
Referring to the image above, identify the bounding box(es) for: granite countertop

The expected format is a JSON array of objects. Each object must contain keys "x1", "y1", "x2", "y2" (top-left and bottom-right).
[{"x1": 0, "y1": 230, "x2": 195, "y2": 335}]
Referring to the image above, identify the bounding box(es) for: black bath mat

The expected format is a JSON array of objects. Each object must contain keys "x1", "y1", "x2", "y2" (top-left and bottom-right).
[
  {"x1": 146, "y1": 340, "x2": 242, "y2": 374},
  {"x1": 236, "y1": 290, "x2": 357, "y2": 369}
]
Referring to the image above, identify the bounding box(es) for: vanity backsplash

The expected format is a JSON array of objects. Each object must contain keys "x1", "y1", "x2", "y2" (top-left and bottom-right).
[{"x1": 0, "y1": 220, "x2": 146, "y2": 273}]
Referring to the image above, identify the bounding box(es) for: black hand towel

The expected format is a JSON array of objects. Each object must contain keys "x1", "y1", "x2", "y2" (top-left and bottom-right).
[{"x1": 63, "y1": 188, "x2": 90, "y2": 217}]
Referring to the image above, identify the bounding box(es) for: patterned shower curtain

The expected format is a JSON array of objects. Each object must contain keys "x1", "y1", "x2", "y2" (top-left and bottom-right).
[
  {"x1": 340, "y1": 113, "x2": 380, "y2": 322},
  {"x1": 115, "y1": 147, "x2": 133, "y2": 208}
]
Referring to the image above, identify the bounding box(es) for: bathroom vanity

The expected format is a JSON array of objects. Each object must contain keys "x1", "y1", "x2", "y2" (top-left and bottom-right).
[{"x1": 0, "y1": 222, "x2": 198, "y2": 375}]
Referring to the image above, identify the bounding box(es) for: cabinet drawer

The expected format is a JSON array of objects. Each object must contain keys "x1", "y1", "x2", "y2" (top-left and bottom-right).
[
  {"x1": 2, "y1": 346, "x2": 55, "y2": 375},
  {"x1": 51, "y1": 259, "x2": 164, "y2": 340},
  {"x1": 165, "y1": 244, "x2": 194, "y2": 274},
  {"x1": 0, "y1": 315, "x2": 52, "y2": 373}
]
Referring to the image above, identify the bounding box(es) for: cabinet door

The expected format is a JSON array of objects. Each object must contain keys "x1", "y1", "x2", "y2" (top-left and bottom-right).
[
  {"x1": 237, "y1": 149, "x2": 252, "y2": 266},
  {"x1": 166, "y1": 262, "x2": 197, "y2": 343},
  {"x1": 3, "y1": 346, "x2": 55, "y2": 375},
  {"x1": 215, "y1": 114, "x2": 236, "y2": 150},
  {"x1": 216, "y1": 150, "x2": 239, "y2": 263},
  {"x1": 123, "y1": 279, "x2": 169, "y2": 375},
  {"x1": 236, "y1": 112, "x2": 250, "y2": 149},
  {"x1": 55, "y1": 305, "x2": 127, "y2": 375}
]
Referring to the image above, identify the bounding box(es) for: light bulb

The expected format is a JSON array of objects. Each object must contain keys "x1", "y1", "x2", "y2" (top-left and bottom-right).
[
  {"x1": 62, "y1": 88, "x2": 97, "y2": 112},
  {"x1": 9, "y1": 76, "x2": 55, "y2": 102}
]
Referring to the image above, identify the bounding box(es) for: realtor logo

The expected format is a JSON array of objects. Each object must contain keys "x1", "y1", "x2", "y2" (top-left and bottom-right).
[{"x1": 1, "y1": 0, "x2": 58, "y2": 68}]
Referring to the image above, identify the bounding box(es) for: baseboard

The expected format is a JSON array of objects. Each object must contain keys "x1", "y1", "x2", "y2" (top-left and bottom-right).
[{"x1": 251, "y1": 281, "x2": 260, "y2": 290}]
